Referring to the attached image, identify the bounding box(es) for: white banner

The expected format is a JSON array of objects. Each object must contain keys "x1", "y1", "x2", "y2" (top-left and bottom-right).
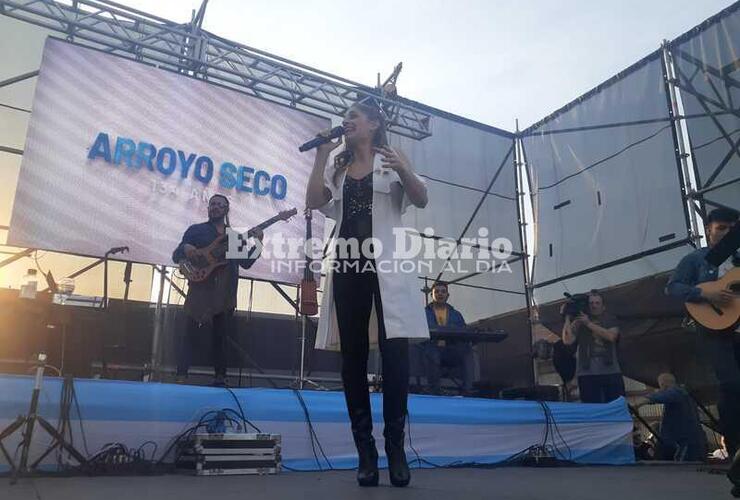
[{"x1": 8, "y1": 38, "x2": 328, "y2": 285}]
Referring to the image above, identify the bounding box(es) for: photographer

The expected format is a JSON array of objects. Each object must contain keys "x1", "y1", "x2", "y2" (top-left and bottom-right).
[{"x1": 562, "y1": 290, "x2": 624, "y2": 403}]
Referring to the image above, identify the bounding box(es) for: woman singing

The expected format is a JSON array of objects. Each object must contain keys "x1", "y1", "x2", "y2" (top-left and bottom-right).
[{"x1": 306, "y1": 99, "x2": 429, "y2": 487}]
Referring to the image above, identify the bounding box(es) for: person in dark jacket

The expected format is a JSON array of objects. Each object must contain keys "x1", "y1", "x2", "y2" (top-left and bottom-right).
[
  {"x1": 172, "y1": 194, "x2": 262, "y2": 386},
  {"x1": 665, "y1": 207, "x2": 739, "y2": 496},
  {"x1": 635, "y1": 373, "x2": 707, "y2": 461},
  {"x1": 419, "y1": 281, "x2": 474, "y2": 394}
]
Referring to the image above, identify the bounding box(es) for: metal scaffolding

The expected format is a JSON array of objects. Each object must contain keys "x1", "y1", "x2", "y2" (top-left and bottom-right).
[{"x1": 0, "y1": 0, "x2": 432, "y2": 140}]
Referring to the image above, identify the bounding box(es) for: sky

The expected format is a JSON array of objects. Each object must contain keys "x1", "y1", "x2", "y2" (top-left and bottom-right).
[{"x1": 114, "y1": 0, "x2": 733, "y2": 131}]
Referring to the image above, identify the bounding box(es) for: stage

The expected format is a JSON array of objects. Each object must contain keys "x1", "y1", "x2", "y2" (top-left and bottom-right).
[
  {"x1": 1, "y1": 465, "x2": 729, "y2": 500},
  {"x1": 0, "y1": 374, "x2": 634, "y2": 473}
]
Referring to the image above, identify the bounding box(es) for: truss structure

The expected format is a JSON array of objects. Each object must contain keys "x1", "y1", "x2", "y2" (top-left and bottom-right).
[
  {"x1": 669, "y1": 44, "x2": 740, "y2": 215},
  {"x1": 0, "y1": 0, "x2": 432, "y2": 140}
]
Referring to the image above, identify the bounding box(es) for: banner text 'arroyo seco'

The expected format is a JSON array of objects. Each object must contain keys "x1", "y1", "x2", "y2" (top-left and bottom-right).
[{"x1": 87, "y1": 132, "x2": 288, "y2": 200}]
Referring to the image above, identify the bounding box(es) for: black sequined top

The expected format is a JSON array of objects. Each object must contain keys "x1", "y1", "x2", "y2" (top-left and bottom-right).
[{"x1": 338, "y1": 172, "x2": 373, "y2": 242}]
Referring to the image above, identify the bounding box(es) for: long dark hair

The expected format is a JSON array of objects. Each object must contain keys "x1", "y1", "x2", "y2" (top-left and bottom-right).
[{"x1": 332, "y1": 100, "x2": 388, "y2": 186}]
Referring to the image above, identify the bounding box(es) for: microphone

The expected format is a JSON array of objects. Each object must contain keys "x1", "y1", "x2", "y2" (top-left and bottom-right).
[
  {"x1": 107, "y1": 246, "x2": 129, "y2": 255},
  {"x1": 298, "y1": 126, "x2": 344, "y2": 153},
  {"x1": 123, "y1": 261, "x2": 133, "y2": 283}
]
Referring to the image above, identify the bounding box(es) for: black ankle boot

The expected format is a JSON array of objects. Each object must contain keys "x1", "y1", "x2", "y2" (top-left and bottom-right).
[
  {"x1": 354, "y1": 435, "x2": 379, "y2": 487},
  {"x1": 384, "y1": 419, "x2": 410, "y2": 487},
  {"x1": 350, "y1": 411, "x2": 378, "y2": 487}
]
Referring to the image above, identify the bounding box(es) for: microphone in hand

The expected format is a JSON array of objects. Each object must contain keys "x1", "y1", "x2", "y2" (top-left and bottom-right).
[{"x1": 299, "y1": 126, "x2": 344, "y2": 153}]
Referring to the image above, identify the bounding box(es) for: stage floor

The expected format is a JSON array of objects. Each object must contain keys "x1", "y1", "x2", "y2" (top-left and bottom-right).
[{"x1": 1, "y1": 465, "x2": 731, "y2": 500}]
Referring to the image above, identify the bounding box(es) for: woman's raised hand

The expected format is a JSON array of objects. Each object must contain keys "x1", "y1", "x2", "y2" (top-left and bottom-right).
[{"x1": 316, "y1": 128, "x2": 343, "y2": 156}]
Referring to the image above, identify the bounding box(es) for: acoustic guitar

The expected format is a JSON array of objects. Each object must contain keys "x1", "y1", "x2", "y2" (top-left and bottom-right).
[
  {"x1": 179, "y1": 208, "x2": 297, "y2": 282},
  {"x1": 685, "y1": 267, "x2": 740, "y2": 331}
]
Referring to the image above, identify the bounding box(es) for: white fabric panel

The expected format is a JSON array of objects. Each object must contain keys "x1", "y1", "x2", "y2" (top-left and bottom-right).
[
  {"x1": 391, "y1": 117, "x2": 517, "y2": 242},
  {"x1": 524, "y1": 54, "x2": 689, "y2": 290},
  {"x1": 390, "y1": 117, "x2": 514, "y2": 189},
  {"x1": 532, "y1": 246, "x2": 693, "y2": 306},
  {"x1": 446, "y1": 261, "x2": 528, "y2": 323},
  {"x1": 388, "y1": 116, "x2": 524, "y2": 319},
  {"x1": 673, "y1": 7, "x2": 740, "y2": 211}
]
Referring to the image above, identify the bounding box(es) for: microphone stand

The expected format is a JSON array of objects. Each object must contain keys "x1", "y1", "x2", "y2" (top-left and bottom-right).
[
  {"x1": 123, "y1": 261, "x2": 132, "y2": 302},
  {"x1": 101, "y1": 247, "x2": 128, "y2": 377},
  {"x1": 293, "y1": 209, "x2": 327, "y2": 391},
  {"x1": 102, "y1": 247, "x2": 129, "y2": 310},
  {"x1": 104, "y1": 261, "x2": 133, "y2": 379}
]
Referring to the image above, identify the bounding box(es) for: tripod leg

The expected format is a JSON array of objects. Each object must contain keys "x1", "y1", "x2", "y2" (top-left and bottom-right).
[
  {"x1": 29, "y1": 441, "x2": 60, "y2": 470},
  {"x1": 0, "y1": 416, "x2": 26, "y2": 441},
  {"x1": 0, "y1": 439, "x2": 17, "y2": 475},
  {"x1": 35, "y1": 417, "x2": 87, "y2": 466}
]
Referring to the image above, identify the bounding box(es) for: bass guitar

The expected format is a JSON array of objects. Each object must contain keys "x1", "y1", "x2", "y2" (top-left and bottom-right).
[{"x1": 180, "y1": 208, "x2": 297, "y2": 282}]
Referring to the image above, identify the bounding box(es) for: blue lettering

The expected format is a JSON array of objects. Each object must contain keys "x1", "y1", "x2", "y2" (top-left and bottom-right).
[
  {"x1": 271, "y1": 175, "x2": 287, "y2": 200},
  {"x1": 136, "y1": 142, "x2": 157, "y2": 170},
  {"x1": 113, "y1": 137, "x2": 136, "y2": 167},
  {"x1": 88, "y1": 132, "x2": 112, "y2": 163},
  {"x1": 156, "y1": 147, "x2": 177, "y2": 176},
  {"x1": 237, "y1": 166, "x2": 254, "y2": 193},
  {"x1": 254, "y1": 170, "x2": 270, "y2": 196},
  {"x1": 178, "y1": 150, "x2": 196, "y2": 178},
  {"x1": 194, "y1": 156, "x2": 214, "y2": 184},
  {"x1": 219, "y1": 162, "x2": 238, "y2": 189}
]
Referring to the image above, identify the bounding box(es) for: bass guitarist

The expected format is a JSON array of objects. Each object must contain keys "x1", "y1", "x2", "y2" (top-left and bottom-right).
[
  {"x1": 173, "y1": 194, "x2": 263, "y2": 386},
  {"x1": 666, "y1": 207, "x2": 739, "y2": 496}
]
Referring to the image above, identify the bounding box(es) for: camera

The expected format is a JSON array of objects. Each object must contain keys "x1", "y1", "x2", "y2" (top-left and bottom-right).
[{"x1": 561, "y1": 292, "x2": 590, "y2": 320}]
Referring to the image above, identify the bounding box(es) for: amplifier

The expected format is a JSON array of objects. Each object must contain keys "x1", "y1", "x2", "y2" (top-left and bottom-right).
[{"x1": 176, "y1": 432, "x2": 281, "y2": 476}]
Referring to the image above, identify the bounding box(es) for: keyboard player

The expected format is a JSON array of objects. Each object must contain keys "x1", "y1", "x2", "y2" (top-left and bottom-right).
[{"x1": 418, "y1": 281, "x2": 475, "y2": 395}]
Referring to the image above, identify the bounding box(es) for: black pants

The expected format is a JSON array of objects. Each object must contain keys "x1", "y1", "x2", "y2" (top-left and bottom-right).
[
  {"x1": 657, "y1": 439, "x2": 706, "y2": 462},
  {"x1": 333, "y1": 264, "x2": 409, "y2": 430},
  {"x1": 578, "y1": 373, "x2": 625, "y2": 403},
  {"x1": 177, "y1": 311, "x2": 232, "y2": 378},
  {"x1": 416, "y1": 341, "x2": 475, "y2": 392},
  {"x1": 698, "y1": 332, "x2": 740, "y2": 456}
]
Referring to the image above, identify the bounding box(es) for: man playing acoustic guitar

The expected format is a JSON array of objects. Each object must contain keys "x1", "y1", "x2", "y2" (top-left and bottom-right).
[
  {"x1": 173, "y1": 194, "x2": 263, "y2": 386},
  {"x1": 666, "y1": 207, "x2": 739, "y2": 496}
]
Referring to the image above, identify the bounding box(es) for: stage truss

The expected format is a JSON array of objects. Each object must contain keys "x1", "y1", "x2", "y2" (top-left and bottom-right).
[{"x1": 0, "y1": 0, "x2": 432, "y2": 140}]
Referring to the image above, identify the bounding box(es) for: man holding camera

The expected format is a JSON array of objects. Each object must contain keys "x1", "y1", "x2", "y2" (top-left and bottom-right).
[{"x1": 562, "y1": 290, "x2": 624, "y2": 403}]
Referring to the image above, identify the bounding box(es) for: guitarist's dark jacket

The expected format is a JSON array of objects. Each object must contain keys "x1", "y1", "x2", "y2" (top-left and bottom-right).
[
  {"x1": 666, "y1": 247, "x2": 739, "y2": 303},
  {"x1": 173, "y1": 222, "x2": 260, "y2": 323}
]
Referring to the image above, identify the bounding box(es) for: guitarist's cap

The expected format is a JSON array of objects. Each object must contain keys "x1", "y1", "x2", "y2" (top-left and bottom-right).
[{"x1": 707, "y1": 207, "x2": 739, "y2": 224}]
